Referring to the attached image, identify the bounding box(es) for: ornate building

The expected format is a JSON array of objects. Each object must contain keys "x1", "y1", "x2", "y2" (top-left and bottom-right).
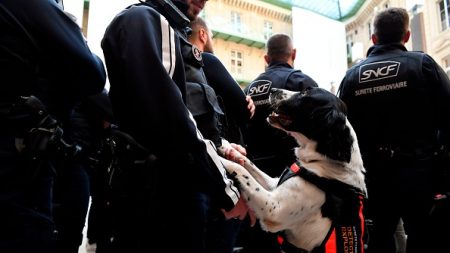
[
  {"x1": 202, "y1": 0, "x2": 293, "y2": 85},
  {"x1": 421, "y1": 0, "x2": 450, "y2": 76},
  {"x1": 344, "y1": 0, "x2": 450, "y2": 77},
  {"x1": 344, "y1": 0, "x2": 407, "y2": 65}
]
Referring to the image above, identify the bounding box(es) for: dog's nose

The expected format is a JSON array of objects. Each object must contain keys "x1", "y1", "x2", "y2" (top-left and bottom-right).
[{"x1": 270, "y1": 88, "x2": 279, "y2": 94}]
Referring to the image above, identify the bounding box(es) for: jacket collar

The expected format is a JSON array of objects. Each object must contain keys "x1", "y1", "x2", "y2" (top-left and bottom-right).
[
  {"x1": 367, "y1": 43, "x2": 407, "y2": 57},
  {"x1": 268, "y1": 61, "x2": 293, "y2": 69}
]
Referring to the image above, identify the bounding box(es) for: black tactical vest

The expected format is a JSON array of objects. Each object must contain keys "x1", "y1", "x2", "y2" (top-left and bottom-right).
[{"x1": 180, "y1": 36, "x2": 223, "y2": 146}]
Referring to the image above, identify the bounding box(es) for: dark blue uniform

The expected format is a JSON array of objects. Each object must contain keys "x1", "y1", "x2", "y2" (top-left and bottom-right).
[
  {"x1": 202, "y1": 52, "x2": 252, "y2": 145},
  {"x1": 240, "y1": 62, "x2": 318, "y2": 253},
  {"x1": 199, "y1": 52, "x2": 253, "y2": 253},
  {"x1": 101, "y1": 1, "x2": 240, "y2": 252},
  {"x1": 0, "y1": 1, "x2": 106, "y2": 252},
  {"x1": 244, "y1": 62, "x2": 318, "y2": 177},
  {"x1": 183, "y1": 41, "x2": 224, "y2": 147},
  {"x1": 338, "y1": 43, "x2": 450, "y2": 253}
]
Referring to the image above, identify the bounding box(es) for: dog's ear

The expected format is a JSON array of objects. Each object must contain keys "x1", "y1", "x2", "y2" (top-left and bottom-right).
[{"x1": 314, "y1": 108, "x2": 353, "y2": 163}]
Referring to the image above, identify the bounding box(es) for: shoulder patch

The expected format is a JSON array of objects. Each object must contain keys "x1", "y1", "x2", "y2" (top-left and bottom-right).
[
  {"x1": 246, "y1": 80, "x2": 272, "y2": 97},
  {"x1": 192, "y1": 45, "x2": 202, "y2": 61}
]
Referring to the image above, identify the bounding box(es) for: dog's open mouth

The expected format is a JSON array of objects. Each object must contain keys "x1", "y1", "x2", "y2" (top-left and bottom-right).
[{"x1": 268, "y1": 110, "x2": 293, "y2": 128}]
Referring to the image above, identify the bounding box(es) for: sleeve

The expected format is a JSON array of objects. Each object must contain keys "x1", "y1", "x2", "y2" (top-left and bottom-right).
[
  {"x1": 202, "y1": 52, "x2": 251, "y2": 126},
  {"x1": 337, "y1": 65, "x2": 360, "y2": 103},
  {"x1": 423, "y1": 55, "x2": 450, "y2": 144},
  {"x1": 101, "y1": 6, "x2": 239, "y2": 209},
  {"x1": 337, "y1": 75, "x2": 351, "y2": 101},
  {"x1": 15, "y1": 0, "x2": 106, "y2": 103}
]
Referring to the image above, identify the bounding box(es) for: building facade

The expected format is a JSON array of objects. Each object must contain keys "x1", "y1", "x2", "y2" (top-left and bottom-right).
[
  {"x1": 202, "y1": 0, "x2": 293, "y2": 85},
  {"x1": 344, "y1": 0, "x2": 408, "y2": 66},
  {"x1": 65, "y1": 0, "x2": 450, "y2": 81},
  {"x1": 422, "y1": 0, "x2": 450, "y2": 76},
  {"x1": 345, "y1": 0, "x2": 450, "y2": 77}
]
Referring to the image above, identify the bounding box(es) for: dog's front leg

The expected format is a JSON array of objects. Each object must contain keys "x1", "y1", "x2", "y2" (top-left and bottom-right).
[
  {"x1": 220, "y1": 158, "x2": 288, "y2": 232},
  {"x1": 218, "y1": 140, "x2": 278, "y2": 190},
  {"x1": 240, "y1": 157, "x2": 278, "y2": 191}
]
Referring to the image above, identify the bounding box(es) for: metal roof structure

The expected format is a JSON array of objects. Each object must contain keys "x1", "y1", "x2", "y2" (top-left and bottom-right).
[{"x1": 262, "y1": 0, "x2": 367, "y2": 21}]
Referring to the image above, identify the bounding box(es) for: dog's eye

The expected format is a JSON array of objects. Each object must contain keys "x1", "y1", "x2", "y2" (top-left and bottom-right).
[{"x1": 300, "y1": 87, "x2": 313, "y2": 96}]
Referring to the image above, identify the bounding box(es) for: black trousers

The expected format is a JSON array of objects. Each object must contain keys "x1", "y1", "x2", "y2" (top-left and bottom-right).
[
  {"x1": 110, "y1": 190, "x2": 211, "y2": 253},
  {"x1": 364, "y1": 153, "x2": 447, "y2": 253},
  {"x1": 53, "y1": 162, "x2": 90, "y2": 253},
  {"x1": 0, "y1": 134, "x2": 56, "y2": 253}
]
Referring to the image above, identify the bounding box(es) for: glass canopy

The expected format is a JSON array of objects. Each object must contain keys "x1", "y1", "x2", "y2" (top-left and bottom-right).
[{"x1": 262, "y1": 0, "x2": 367, "y2": 21}]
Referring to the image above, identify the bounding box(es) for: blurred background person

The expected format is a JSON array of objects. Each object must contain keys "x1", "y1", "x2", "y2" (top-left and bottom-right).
[
  {"x1": 101, "y1": 0, "x2": 253, "y2": 252},
  {"x1": 188, "y1": 16, "x2": 255, "y2": 253},
  {"x1": 0, "y1": 0, "x2": 106, "y2": 252}
]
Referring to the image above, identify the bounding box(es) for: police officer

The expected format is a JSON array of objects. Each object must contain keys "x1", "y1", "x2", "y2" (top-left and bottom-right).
[
  {"x1": 240, "y1": 33, "x2": 318, "y2": 253},
  {"x1": 0, "y1": 0, "x2": 106, "y2": 252},
  {"x1": 187, "y1": 17, "x2": 255, "y2": 253},
  {"x1": 244, "y1": 33, "x2": 318, "y2": 177},
  {"x1": 53, "y1": 90, "x2": 114, "y2": 253},
  {"x1": 183, "y1": 31, "x2": 225, "y2": 147},
  {"x1": 101, "y1": 1, "x2": 252, "y2": 253},
  {"x1": 338, "y1": 7, "x2": 450, "y2": 253}
]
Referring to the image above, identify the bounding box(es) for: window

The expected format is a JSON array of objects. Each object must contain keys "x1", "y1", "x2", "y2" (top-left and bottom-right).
[
  {"x1": 443, "y1": 54, "x2": 450, "y2": 68},
  {"x1": 439, "y1": 0, "x2": 450, "y2": 31},
  {"x1": 263, "y1": 20, "x2": 273, "y2": 40},
  {"x1": 442, "y1": 54, "x2": 450, "y2": 78},
  {"x1": 346, "y1": 35, "x2": 354, "y2": 52},
  {"x1": 231, "y1": 11, "x2": 242, "y2": 33},
  {"x1": 231, "y1": 50, "x2": 243, "y2": 74},
  {"x1": 346, "y1": 34, "x2": 354, "y2": 60}
]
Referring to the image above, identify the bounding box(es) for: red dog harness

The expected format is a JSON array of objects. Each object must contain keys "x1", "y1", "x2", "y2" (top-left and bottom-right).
[{"x1": 277, "y1": 162, "x2": 366, "y2": 253}]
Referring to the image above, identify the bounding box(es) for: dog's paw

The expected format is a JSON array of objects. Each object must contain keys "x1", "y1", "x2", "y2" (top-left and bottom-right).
[
  {"x1": 218, "y1": 139, "x2": 246, "y2": 166},
  {"x1": 217, "y1": 139, "x2": 232, "y2": 156}
]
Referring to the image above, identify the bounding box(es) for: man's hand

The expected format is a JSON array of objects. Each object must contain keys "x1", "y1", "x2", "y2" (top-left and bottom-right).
[
  {"x1": 221, "y1": 196, "x2": 256, "y2": 226},
  {"x1": 230, "y1": 143, "x2": 246, "y2": 156},
  {"x1": 218, "y1": 139, "x2": 247, "y2": 166},
  {"x1": 246, "y1": 96, "x2": 255, "y2": 119}
]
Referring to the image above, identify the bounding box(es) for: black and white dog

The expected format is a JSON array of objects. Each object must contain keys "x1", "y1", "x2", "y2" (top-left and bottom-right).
[{"x1": 220, "y1": 87, "x2": 367, "y2": 252}]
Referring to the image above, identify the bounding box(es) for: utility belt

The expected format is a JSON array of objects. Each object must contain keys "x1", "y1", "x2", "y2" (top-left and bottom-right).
[
  {"x1": 365, "y1": 143, "x2": 450, "y2": 198},
  {"x1": 1, "y1": 96, "x2": 81, "y2": 180},
  {"x1": 104, "y1": 126, "x2": 159, "y2": 198}
]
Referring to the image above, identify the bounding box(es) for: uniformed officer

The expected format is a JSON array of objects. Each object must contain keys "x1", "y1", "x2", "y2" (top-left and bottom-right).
[
  {"x1": 244, "y1": 33, "x2": 318, "y2": 178},
  {"x1": 0, "y1": 1, "x2": 106, "y2": 252},
  {"x1": 338, "y1": 7, "x2": 450, "y2": 253},
  {"x1": 240, "y1": 33, "x2": 318, "y2": 253},
  {"x1": 101, "y1": 1, "x2": 253, "y2": 253},
  {"x1": 187, "y1": 16, "x2": 256, "y2": 253}
]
